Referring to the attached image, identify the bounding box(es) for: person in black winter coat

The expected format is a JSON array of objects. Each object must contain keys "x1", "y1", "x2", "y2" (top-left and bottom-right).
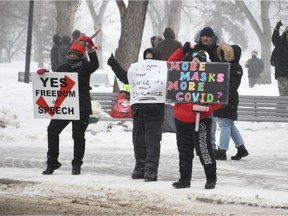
[
  {"x1": 271, "y1": 20, "x2": 288, "y2": 96},
  {"x1": 107, "y1": 48, "x2": 164, "y2": 182},
  {"x1": 245, "y1": 51, "x2": 264, "y2": 88},
  {"x1": 50, "y1": 34, "x2": 61, "y2": 72},
  {"x1": 213, "y1": 44, "x2": 249, "y2": 161},
  {"x1": 58, "y1": 35, "x2": 71, "y2": 66},
  {"x1": 41, "y1": 34, "x2": 99, "y2": 175}
]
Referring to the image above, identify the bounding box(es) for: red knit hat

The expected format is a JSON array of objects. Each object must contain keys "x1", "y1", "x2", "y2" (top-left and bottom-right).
[{"x1": 69, "y1": 39, "x2": 86, "y2": 57}]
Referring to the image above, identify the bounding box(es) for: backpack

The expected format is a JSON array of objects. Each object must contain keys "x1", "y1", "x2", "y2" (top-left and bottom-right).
[{"x1": 110, "y1": 92, "x2": 132, "y2": 118}]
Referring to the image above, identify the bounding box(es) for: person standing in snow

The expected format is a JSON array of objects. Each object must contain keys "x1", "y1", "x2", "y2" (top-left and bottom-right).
[
  {"x1": 107, "y1": 48, "x2": 164, "y2": 182},
  {"x1": 40, "y1": 34, "x2": 99, "y2": 175},
  {"x1": 168, "y1": 47, "x2": 221, "y2": 189},
  {"x1": 213, "y1": 44, "x2": 249, "y2": 161},
  {"x1": 271, "y1": 20, "x2": 288, "y2": 96},
  {"x1": 245, "y1": 51, "x2": 264, "y2": 88},
  {"x1": 156, "y1": 27, "x2": 182, "y2": 60},
  {"x1": 57, "y1": 35, "x2": 71, "y2": 66},
  {"x1": 50, "y1": 34, "x2": 61, "y2": 72}
]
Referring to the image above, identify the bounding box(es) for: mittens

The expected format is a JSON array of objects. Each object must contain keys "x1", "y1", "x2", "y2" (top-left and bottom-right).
[
  {"x1": 37, "y1": 68, "x2": 49, "y2": 75},
  {"x1": 181, "y1": 41, "x2": 193, "y2": 54},
  {"x1": 276, "y1": 20, "x2": 283, "y2": 30}
]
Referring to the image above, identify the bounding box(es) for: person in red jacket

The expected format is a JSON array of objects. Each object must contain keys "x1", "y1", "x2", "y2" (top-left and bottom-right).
[{"x1": 168, "y1": 46, "x2": 221, "y2": 189}]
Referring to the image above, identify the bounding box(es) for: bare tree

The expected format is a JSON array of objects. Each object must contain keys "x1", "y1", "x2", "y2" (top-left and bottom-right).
[
  {"x1": 86, "y1": 0, "x2": 109, "y2": 68},
  {"x1": 55, "y1": 0, "x2": 80, "y2": 36},
  {"x1": 112, "y1": 0, "x2": 149, "y2": 92},
  {"x1": 236, "y1": 0, "x2": 272, "y2": 84}
]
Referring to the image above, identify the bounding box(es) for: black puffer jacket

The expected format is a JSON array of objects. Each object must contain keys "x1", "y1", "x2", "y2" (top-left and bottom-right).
[
  {"x1": 271, "y1": 28, "x2": 288, "y2": 79},
  {"x1": 108, "y1": 47, "x2": 165, "y2": 121},
  {"x1": 213, "y1": 44, "x2": 243, "y2": 120},
  {"x1": 57, "y1": 52, "x2": 99, "y2": 116}
]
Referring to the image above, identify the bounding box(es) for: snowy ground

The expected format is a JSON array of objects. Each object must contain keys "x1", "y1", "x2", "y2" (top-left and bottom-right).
[{"x1": 0, "y1": 61, "x2": 288, "y2": 215}]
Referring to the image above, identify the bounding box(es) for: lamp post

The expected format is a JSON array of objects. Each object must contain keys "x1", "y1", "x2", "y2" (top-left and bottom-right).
[{"x1": 24, "y1": 0, "x2": 34, "y2": 84}]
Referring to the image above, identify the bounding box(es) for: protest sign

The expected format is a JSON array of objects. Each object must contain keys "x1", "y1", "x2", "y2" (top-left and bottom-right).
[
  {"x1": 32, "y1": 72, "x2": 79, "y2": 120},
  {"x1": 128, "y1": 59, "x2": 168, "y2": 105},
  {"x1": 166, "y1": 62, "x2": 230, "y2": 104}
]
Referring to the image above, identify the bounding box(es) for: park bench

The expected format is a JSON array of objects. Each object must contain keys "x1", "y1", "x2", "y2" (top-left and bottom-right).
[
  {"x1": 90, "y1": 93, "x2": 288, "y2": 123},
  {"x1": 18, "y1": 72, "x2": 32, "y2": 82},
  {"x1": 237, "y1": 95, "x2": 288, "y2": 122}
]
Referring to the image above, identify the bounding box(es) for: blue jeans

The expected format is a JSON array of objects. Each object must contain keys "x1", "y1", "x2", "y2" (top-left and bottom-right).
[{"x1": 217, "y1": 118, "x2": 244, "y2": 150}]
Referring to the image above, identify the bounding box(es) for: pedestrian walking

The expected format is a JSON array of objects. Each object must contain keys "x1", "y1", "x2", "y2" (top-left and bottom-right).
[{"x1": 245, "y1": 51, "x2": 264, "y2": 88}]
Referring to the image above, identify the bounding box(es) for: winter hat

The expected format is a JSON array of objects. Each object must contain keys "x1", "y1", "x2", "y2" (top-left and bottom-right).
[
  {"x1": 192, "y1": 50, "x2": 210, "y2": 62},
  {"x1": 200, "y1": 27, "x2": 215, "y2": 37},
  {"x1": 53, "y1": 34, "x2": 61, "y2": 45},
  {"x1": 143, "y1": 47, "x2": 161, "y2": 60},
  {"x1": 68, "y1": 38, "x2": 86, "y2": 57},
  {"x1": 163, "y1": 27, "x2": 176, "y2": 39}
]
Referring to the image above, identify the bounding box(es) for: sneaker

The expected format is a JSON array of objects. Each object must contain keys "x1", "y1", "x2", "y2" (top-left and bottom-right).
[
  {"x1": 172, "y1": 178, "x2": 191, "y2": 188},
  {"x1": 72, "y1": 165, "x2": 81, "y2": 175},
  {"x1": 42, "y1": 162, "x2": 61, "y2": 175},
  {"x1": 231, "y1": 145, "x2": 249, "y2": 160},
  {"x1": 215, "y1": 148, "x2": 227, "y2": 160}
]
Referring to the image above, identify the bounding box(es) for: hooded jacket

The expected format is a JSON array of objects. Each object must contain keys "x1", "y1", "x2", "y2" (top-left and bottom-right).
[
  {"x1": 213, "y1": 44, "x2": 243, "y2": 120},
  {"x1": 109, "y1": 47, "x2": 165, "y2": 121},
  {"x1": 271, "y1": 28, "x2": 288, "y2": 79},
  {"x1": 156, "y1": 28, "x2": 182, "y2": 61}
]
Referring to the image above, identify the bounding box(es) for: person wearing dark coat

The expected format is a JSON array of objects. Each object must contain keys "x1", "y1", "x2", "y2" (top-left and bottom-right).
[
  {"x1": 271, "y1": 20, "x2": 288, "y2": 96},
  {"x1": 41, "y1": 34, "x2": 99, "y2": 175},
  {"x1": 50, "y1": 34, "x2": 61, "y2": 72},
  {"x1": 58, "y1": 35, "x2": 71, "y2": 66},
  {"x1": 156, "y1": 27, "x2": 182, "y2": 60},
  {"x1": 107, "y1": 48, "x2": 164, "y2": 182},
  {"x1": 245, "y1": 51, "x2": 264, "y2": 88},
  {"x1": 213, "y1": 44, "x2": 249, "y2": 161}
]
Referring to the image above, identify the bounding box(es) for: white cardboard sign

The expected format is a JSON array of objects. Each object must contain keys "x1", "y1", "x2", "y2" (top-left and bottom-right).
[{"x1": 32, "y1": 72, "x2": 79, "y2": 120}]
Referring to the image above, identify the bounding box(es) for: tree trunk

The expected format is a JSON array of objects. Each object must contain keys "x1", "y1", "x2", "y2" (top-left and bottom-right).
[
  {"x1": 167, "y1": 0, "x2": 182, "y2": 39},
  {"x1": 237, "y1": 0, "x2": 272, "y2": 84},
  {"x1": 86, "y1": 1, "x2": 109, "y2": 69},
  {"x1": 113, "y1": 0, "x2": 149, "y2": 92},
  {"x1": 55, "y1": 0, "x2": 79, "y2": 36}
]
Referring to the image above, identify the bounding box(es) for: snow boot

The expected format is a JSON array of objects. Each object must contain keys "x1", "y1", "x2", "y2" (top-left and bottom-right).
[
  {"x1": 215, "y1": 148, "x2": 227, "y2": 160},
  {"x1": 42, "y1": 161, "x2": 61, "y2": 175},
  {"x1": 144, "y1": 175, "x2": 157, "y2": 182},
  {"x1": 172, "y1": 177, "x2": 191, "y2": 188},
  {"x1": 231, "y1": 145, "x2": 249, "y2": 160},
  {"x1": 205, "y1": 177, "x2": 217, "y2": 189},
  {"x1": 72, "y1": 165, "x2": 81, "y2": 175},
  {"x1": 132, "y1": 170, "x2": 144, "y2": 179}
]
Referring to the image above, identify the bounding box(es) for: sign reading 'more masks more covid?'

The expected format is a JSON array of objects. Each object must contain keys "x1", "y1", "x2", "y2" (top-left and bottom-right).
[{"x1": 32, "y1": 72, "x2": 79, "y2": 120}]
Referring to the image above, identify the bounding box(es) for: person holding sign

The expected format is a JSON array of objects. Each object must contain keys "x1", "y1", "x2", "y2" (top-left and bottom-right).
[
  {"x1": 213, "y1": 44, "x2": 249, "y2": 161},
  {"x1": 107, "y1": 48, "x2": 164, "y2": 182},
  {"x1": 168, "y1": 48, "x2": 221, "y2": 189},
  {"x1": 41, "y1": 34, "x2": 99, "y2": 175}
]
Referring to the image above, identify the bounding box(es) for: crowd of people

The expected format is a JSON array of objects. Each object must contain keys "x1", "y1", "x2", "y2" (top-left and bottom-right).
[{"x1": 41, "y1": 20, "x2": 286, "y2": 190}]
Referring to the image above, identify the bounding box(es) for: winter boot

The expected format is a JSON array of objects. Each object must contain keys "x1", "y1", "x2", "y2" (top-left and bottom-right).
[
  {"x1": 205, "y1": 177, "x2": 217, "y2": 189},
  {"x1": 42, "y1": 160, "x2": 61, "y2": 175},
  {"x1": 231, "y1": 145, "x2": 249, "y2": 160},
  {"x1": 172, "y1": 177, "x2": 191, "y2": 188},
  {"x1": 215, "y1": 148, "x2": 227, "y2": 160},
  {"x1": 72, "y1": 165, "x2": 81, "y2": 175},
  {"x1": 144, "y1": 175, "x2": 157, "y2": 182}
]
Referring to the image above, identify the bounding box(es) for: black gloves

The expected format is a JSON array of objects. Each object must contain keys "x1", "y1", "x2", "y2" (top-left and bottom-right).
[
  {"x1": 107, "y1": 54, "x2": 120, "y2": 69},
  {"x1": 276, "y1": 20, "x2": 283, "y2": 30},
  {"x1": 181, "y1": 42, "x2": 193, "y2": 54}
]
